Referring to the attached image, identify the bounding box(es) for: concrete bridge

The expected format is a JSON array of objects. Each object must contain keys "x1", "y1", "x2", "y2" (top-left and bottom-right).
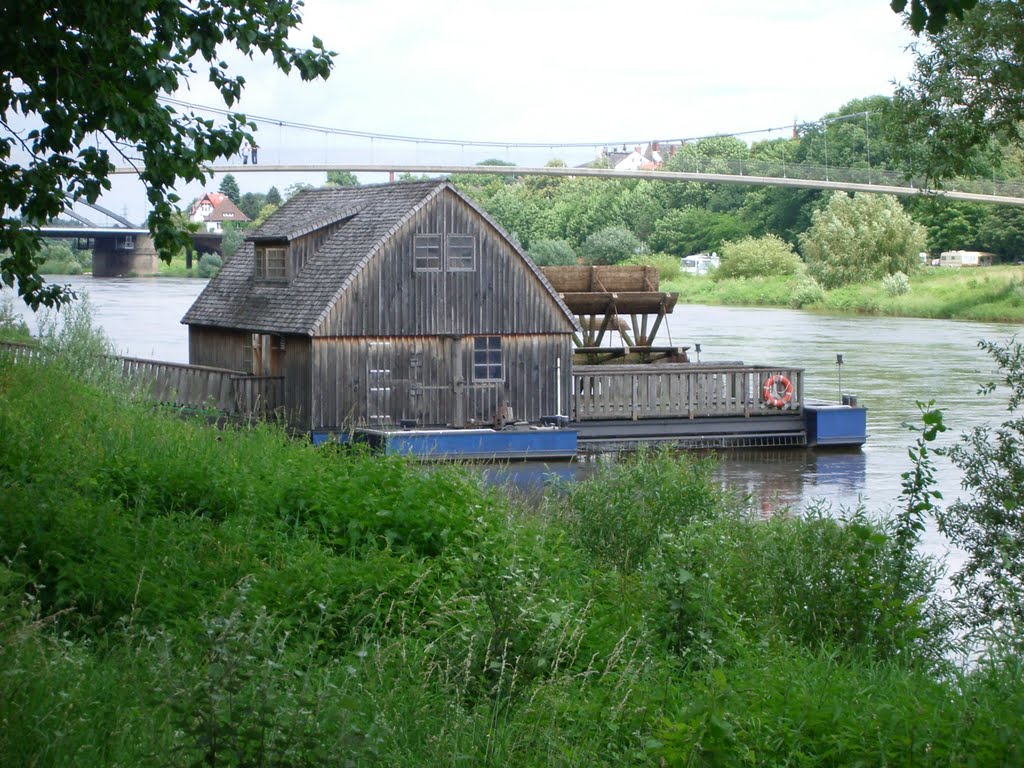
[{"x1": 37, "y1": 224, "x2": 222, "y2": 276}]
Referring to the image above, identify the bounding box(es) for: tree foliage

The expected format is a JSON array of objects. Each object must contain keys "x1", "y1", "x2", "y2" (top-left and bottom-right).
[
  {"x1": 798, "y1": 96, "x2": 907, "y2": 174},
  {"x1": 889, "y1": 1, "x2": 1023, "y2": 181},
  {"x1": 238, "y1": 191, "x2": 268, "y2": 220},
  {"x1": 325, "y1": 170, "x2": 360, "y2": 187},
  {"x1": 649, "y1": 207, "x2": 749, "y2": 257},
  {"x1": 527, "y1": 238, "x2": 577, "y2": 266},
  {"x1": 581, "y1": 225, "x2": 640, "y2": 265},
  {"x1": 891, "y1": 0, "x2": 979, "y2": 33},
  {"x1": 714, "y1": 235, "x2": 802, "y2": 281},
  {"x1": 799, "y1": 193, "x2": 927, "y2": 288},
  {"x1": 1, "y1": 0, "x2": 334, "y2": 308},
  {"x1": 217, "y1": 174, "x2": 241, "y2": 205},
  {"x1": 220, "y1": 224, "x2": 245, "y2": 261},
  {"x1": 938, "y1": 339, "x2": 1024, "y2": 641}
]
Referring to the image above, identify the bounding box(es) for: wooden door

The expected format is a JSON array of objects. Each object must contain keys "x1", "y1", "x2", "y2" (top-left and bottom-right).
[{"x1": 366, "y1": 340, "x2": 393, "y2": 425}]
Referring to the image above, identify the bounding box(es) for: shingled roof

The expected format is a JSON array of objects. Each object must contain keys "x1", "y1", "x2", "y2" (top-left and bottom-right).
[{"x1": 182, "y1": 179, "x2": 576, "y2": 336}]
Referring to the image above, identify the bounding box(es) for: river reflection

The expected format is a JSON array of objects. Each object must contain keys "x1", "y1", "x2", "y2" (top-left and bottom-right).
[{"x1": 483, "y1": 448, "x2": 867, "y2": 514}]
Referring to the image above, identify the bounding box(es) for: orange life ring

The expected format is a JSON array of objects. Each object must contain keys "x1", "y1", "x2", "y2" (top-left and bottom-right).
[{"x1": 762, "y1": 374, "x2": 793, "y2": 408}]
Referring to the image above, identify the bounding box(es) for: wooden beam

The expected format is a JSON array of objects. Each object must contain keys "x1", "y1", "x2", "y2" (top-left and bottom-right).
[{"x1": 558, "y1": 291, "x2": 678, "y2": 315}]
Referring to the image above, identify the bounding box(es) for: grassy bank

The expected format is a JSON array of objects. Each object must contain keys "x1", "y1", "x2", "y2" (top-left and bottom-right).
[
  {"x1": 665, "y1": 265, "x2": 1024, "y2": 323},
  {"x1": 2, "y1": 342, "x2": 1024, "y2": 765}
]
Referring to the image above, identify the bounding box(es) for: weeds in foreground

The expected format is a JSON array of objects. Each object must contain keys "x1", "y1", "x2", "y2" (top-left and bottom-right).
[{"x1": 3, "y1": 332, "x2": 1024, "y2": 765}]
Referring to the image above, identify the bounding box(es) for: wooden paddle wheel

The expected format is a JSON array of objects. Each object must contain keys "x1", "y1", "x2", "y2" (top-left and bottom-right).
[{"x1": 540, "y1": 265, "x2": 685, "y2": 364}]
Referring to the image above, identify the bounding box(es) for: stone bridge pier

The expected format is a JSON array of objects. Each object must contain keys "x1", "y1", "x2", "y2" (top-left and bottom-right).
[{"x1": 91, "y1": 232, "x2": 160, "y2": 277}]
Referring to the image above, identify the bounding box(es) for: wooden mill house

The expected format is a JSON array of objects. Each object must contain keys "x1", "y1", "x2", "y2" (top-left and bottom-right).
[{"x1": 183, "y1": 180, "x2": 579, "y2": 434}]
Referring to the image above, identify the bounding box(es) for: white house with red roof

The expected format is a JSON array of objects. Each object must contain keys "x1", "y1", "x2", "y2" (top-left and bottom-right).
[{"x1": 189, "y1": 192, "x2": 250, "y2": 233}]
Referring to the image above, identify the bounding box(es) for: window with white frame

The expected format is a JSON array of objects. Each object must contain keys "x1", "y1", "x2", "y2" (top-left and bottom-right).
[
  {"x1": 447, "y1": 234, "x2": 476, "y2": 271},
  {"x1": 414, "y1": 233, "x2": 477, "y2": 272},
  {"x1": 255, "y1": 245, "x2": 287, "y2": 280},
  {"x1": 473, "y1": 336, "x2": 503, "y2": 381},
  {"x1": 414, "y1": 234, "x2": 442, "y2": 271}
]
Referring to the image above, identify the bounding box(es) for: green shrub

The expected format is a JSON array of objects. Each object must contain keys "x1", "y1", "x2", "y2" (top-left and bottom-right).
[
  {"x1": 883, "y1": 270, "x2": 912, "y2": 296},
  {"x1": 938, "y1": 339, "x2": 1024, "y2": 644},
  {"x1": 713, "y1": 234, "x2": 801, "y2": 280},
  {"x1": 559, "y1": 449, "x2": 723, "y2": 573},
  {"x1": 650, "y1": 503, "x2": 947, "y2": 666},
  {"x1": 0, "y1": 295, "x2": 30, "y2": 341},
  {"x1": 623, "y1": 252, "x2": 681, "y2": 282},
  {"x1": 37, "y1": 241, "x2": 86, "y2": 275},
  {"x1": 789, "y1": 274, "x2": 824, "y2": 307},
  {"x1": 655, "y1": 647, "x2": 1024, "y2": 767},
  {"x1": 582, "y1": 225, "x2": 642, "y2": 265},
  {"x1": 527, "y1": 238, "x2": 578, "y2": 266},
  {"x1": 197, "y1": 252, "x2": 223, "y2": 278}
]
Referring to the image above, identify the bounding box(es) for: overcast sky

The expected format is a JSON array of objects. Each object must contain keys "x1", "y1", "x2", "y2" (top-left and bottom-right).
[{"x1": 95, "y1": 0, "x2": 919, "y2": 224}]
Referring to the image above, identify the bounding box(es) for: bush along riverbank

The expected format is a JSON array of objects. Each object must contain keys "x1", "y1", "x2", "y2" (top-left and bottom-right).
[
  {"x1": 3, "y1": 329, "x2": 1024, "y2": 765},
  {"x1": 666, "y1": 264, "x2": 1024, "y2": 323}
]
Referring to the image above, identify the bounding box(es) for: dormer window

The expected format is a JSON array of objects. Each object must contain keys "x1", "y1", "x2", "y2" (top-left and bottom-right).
[{"x1": 255, "y1": 245, "x2": 287, "y2": 281}]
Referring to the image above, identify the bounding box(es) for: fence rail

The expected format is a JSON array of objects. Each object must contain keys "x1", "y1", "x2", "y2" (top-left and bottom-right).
[
  {"x1": 572, "y1": 363, "x2": 804, "y2": 421},
  {"x1": 1, "y1": 342, "x2": 283, "y2": 418}
]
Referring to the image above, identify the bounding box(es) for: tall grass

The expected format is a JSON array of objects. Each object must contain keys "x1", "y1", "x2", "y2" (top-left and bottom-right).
[{"x1": 2, "y1": 336, "x2": 1023, "y2": 765}]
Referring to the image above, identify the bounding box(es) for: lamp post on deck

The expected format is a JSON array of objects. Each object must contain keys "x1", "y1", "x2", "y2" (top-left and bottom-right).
[{"x1": 836, "y1": 353, "x2": 844, "y2": 402}]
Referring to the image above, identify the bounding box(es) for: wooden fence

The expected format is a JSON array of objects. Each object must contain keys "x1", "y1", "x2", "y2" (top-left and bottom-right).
[
  {"x1": 572, "y1": 363, "x2": 804, "y2": 421},
  {"x1": 2, "y1": 342, "x2": 283, "y2": 418}
]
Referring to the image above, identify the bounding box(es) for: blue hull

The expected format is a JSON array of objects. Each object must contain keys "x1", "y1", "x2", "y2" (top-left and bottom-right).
[
  {"x1": 804, "y1": 402, "x2": 868, "y2": 447},
  {"x1": 313, "y1": 426, "x2": 578, "y2": 461}
]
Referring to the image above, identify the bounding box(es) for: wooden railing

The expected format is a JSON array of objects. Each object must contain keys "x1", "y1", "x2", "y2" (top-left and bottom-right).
[
  {"x1": 572, "y1": 363, "x2": 804, "y2": 421},
  {"x1": 2, "y1": 342, "x2": 283, "y2": 418},
  {"x1": 0, "y1": 341, "x2": 44, "y2": 365}
]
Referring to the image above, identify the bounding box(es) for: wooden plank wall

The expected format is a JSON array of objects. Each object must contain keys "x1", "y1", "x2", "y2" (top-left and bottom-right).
[
  {"x1": 320, "y1": 189, "x2": 575, "y2": 337},
  {"x1": 572, "y1": 364, "x2": 804, "y2": 421},
  {"x1": 311, "y1": 335, "x2": 572, "y2": 430},
  {"x1": 188, "y1": 326, "x2": 250, "y2": 371}
]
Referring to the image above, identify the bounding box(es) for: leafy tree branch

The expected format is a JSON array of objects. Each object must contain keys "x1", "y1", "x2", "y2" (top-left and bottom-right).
[{"x1": 1, "y1": 0, "x2": 334, "y2": 308}]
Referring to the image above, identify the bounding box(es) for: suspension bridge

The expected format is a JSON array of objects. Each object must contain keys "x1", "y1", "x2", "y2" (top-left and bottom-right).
[
  {"x1": 87, "y1": 97, "x2": 1024, "y2": 208},
  {"x1": 116, "y1": 161, "x2": 1024, "y2": 207}
]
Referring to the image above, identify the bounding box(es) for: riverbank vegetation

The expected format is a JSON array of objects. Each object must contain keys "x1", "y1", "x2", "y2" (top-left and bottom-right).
[
  {"x1": 666, "y1": 264, "x2": 1024, "y2": 322},
  {"x1": 3, "y1": 319, "x2": 1024, "y2": 765}
]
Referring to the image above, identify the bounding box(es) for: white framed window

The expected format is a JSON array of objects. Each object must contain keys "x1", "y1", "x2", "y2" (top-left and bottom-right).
[
  {"x1": 473, "y1": 336, "x2": 503, "y2": 382},
  {"x1": 414, "y1": 234, "x2": 442, "y2": 271},
  {"x1": 414, "y1": 233, "x2": 477, "y2": 272},
  {"x1": 447, "y1": 234, "x2": 476, "y2": 271},
  {"x1": 255, "y1": 245, "x2": 287, "y2": 280}
]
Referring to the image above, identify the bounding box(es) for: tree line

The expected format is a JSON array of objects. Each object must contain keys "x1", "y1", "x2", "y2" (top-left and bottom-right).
[{"x1": 446, "y1": 94, "x2": 1024, "y2": 289}]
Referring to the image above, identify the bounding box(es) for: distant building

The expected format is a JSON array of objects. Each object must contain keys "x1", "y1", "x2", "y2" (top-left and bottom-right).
[
  {"x1": 189, "y1": 192, "x2": 250, "y2": 233},
  {"x1": 581, "y1": 142, "x2": 672, "y2": 171},
  {"x1": 938, "y1": 250, "x2": 995, "y2": 268}
]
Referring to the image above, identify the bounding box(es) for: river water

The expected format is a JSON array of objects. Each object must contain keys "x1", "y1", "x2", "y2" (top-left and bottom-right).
[{"x1": 8, "y1": 276, "x2": 1022, "y2": 562}]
